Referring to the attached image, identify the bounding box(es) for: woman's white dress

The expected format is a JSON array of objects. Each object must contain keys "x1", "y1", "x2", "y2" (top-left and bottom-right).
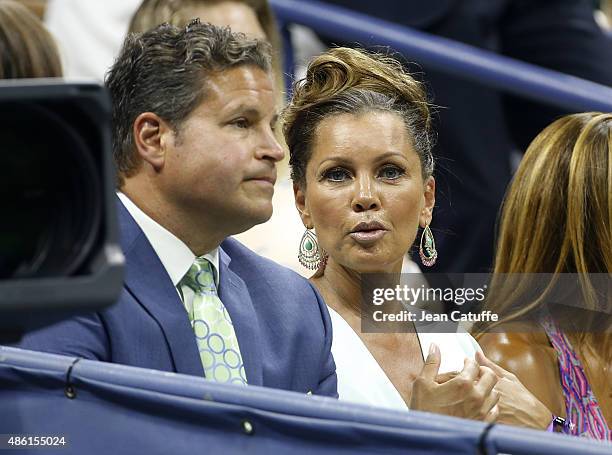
[{"x1": 328, "y1": 306, "x2": 481, "y2": 411}]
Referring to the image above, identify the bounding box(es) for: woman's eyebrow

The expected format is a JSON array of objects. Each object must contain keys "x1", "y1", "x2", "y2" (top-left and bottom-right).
[
  {"x1": 317, "y1": 156, "x2": 353, "y2": 167},
  {"x1": 372, "y1": 151, "x2": 409, "y2": 161}
]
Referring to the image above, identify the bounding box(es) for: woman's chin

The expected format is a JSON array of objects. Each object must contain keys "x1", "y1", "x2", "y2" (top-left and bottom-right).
[{"x1": 341, "y1": 253, "x2": 403, "y2": 274}]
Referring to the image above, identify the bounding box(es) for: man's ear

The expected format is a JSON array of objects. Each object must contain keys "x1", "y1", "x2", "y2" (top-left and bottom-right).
[
  {"x1": 294, "y1": 182, "x2": 313, "y2": 228},
  {"x1": 133, "y1": 112, "x2": 173, "y2": 172},
  {"x1": 419, "y1": 176, "x2": 436, "y2": 228}
]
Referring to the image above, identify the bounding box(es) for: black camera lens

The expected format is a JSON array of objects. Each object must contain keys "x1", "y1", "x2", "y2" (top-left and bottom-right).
[{"x1": 0, "y1": 102, "x2": 101, "y2": 279}]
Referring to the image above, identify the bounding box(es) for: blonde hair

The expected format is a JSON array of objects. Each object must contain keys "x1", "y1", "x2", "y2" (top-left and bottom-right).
[
  {"x1": 282, "y1": 47, "x2": 433, "y2": 186},
  {"x1": 128, "y1": 0, "x2": 283, "y2": 102},
  {"x1": 603, "y1": 0, "x2": 612, "y2": 23},
  {"x1": 475, "y1": 112, "x2": 612, "y2": 381},
  {"x1": 0, "y1": 0, "x2": 62, "y2": 78}
]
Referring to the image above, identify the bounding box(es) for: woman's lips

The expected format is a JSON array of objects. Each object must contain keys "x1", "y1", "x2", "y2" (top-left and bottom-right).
[{"x1": 349, "y1": 229, "x2": 387, "y2": 244}]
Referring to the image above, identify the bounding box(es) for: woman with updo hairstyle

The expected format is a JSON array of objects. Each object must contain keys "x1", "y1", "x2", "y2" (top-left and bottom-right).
[
  {"x1": 475, "y1": 113, "x2": 612, "y2": 440},
  {"x1": 283, "y1": 47, "x2": 552, "y2": 428}
]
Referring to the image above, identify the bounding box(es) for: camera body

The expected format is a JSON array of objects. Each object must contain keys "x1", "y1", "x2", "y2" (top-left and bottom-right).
[{"x1": 0, "y1": 81, "x2": 124, "y2": 340}]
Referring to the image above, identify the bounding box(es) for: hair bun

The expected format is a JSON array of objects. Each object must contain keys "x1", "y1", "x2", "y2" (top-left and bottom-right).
[
  {"x1": 292, "y1": 48, "x2": 428, "y2": 117},
  {"x1": 300, "y1": 52, "x2": 357, "y2": 104}
]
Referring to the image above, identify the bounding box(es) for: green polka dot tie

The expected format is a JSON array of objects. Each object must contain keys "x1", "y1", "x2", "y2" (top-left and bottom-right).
[{"x1": 180, "y1": 257, "x2": 247, "y2": 385}]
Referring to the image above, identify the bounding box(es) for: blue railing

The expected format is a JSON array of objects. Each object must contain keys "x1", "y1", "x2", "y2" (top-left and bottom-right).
[
  {"x1": 271, "y1": 0, "x2": 612, "y2": 113},
  {"x1": 2, "y1": 346, "x2": 610, "y2": 455}
]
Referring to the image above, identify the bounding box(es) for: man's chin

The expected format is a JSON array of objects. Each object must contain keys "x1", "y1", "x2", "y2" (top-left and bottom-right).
[{"x1": 226, "y1": 204, "x2": 273, "y2": 236}]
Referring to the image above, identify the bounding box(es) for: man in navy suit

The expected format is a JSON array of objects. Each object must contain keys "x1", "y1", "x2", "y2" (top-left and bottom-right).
[{"x1": 19, "y1": 21, "x2": 337, "y2": 396}]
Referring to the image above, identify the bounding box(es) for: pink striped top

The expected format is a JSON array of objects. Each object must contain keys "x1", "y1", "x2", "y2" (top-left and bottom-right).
[{"x1": 542, "y1": 317, "x2": 611, "y2": 441}]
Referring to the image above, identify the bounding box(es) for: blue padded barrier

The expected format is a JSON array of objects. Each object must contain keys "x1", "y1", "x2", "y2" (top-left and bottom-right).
[
  {"x1": 1, "y1": 347, "x2": 610, "y2": 454},
  {"x1": 271, "y1": 0, "x2": 612, "y2": 113}
]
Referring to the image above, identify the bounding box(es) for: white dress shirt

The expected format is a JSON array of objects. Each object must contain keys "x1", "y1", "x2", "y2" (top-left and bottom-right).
[{"x1": 117, "y1": 193, "x2": 220, "y2": 315}]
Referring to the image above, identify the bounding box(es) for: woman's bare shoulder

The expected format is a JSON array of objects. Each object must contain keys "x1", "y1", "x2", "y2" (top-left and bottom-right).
[
  {"x1": 478, "y1": 322, "x2": 552, "y2": 368},
  {"x1": 477, "y1": 322, "x2": 565, "y2": 415}
]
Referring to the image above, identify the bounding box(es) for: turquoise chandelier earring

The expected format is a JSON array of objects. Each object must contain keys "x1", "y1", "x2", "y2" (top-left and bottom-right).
[
  {"x1": 298, "y1": 228, "x2": 326, "y2": 270},
  {"x1": 419, "y1": 223, "x2": 437, "y2": 267}
]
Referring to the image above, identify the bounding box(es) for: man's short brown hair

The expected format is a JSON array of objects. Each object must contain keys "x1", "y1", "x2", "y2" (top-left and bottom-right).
[{"x1": 105, "y1": 20, "x2": 271, "y2": 185}]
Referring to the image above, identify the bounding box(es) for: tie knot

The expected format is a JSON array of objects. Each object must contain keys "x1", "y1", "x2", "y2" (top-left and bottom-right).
[{"x1": 181, "y1": 257, "x2": 216, "y2": 292}]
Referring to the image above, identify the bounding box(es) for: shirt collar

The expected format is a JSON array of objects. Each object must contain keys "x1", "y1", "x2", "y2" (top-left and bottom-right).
[{"x1": 118, "y1": 192, "x2": 220, "y2": 287}]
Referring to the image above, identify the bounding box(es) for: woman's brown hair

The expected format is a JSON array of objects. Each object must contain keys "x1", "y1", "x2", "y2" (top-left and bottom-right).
[
  {"x1": 0, "y1": 0, "x2": 62, "y2": 78},
  {"x1": 474, "y1": 112, "x2": 612, "y2": 387},
  {"x1": 282, "y1": 47, "x2": 434, "y2": 187}
]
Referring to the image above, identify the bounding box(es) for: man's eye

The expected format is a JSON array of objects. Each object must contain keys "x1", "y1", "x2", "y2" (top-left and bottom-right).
[
  {"x1": 379, "y1": 166, "x2": 404, "y2": 180},
  {"x1": 231, "y1": 118, "x2": 250, "y2": 129},
  {"x1": 325, "y1": 168, "x2": 350, "y2": 182}
]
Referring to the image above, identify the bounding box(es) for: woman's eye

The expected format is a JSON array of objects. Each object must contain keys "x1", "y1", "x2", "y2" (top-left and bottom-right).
[
  {"x1": 379, "y1": 166, "x2": 404, "y2": 180},
  {"x1": 325, "y1": 168, "x2": 350, "y2": 182}
]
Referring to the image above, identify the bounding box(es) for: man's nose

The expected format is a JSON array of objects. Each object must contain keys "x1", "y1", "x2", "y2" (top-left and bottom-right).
[{"x1": 256, "y1": 128, "x2": 285, "y2": 163}]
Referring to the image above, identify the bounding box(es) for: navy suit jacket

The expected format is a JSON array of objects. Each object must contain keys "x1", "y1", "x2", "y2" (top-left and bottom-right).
[{"x1": 19, "y1": 200, "x2": 337, "y2": 397}]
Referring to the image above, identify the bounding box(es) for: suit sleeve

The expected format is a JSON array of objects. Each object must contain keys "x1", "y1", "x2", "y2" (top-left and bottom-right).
[
  {"x1": 309, "y1": 283, "x2": 339, "y2": 398},
  {"x1": 15, "y1": 312, "x2": 111, "y2": 361}
]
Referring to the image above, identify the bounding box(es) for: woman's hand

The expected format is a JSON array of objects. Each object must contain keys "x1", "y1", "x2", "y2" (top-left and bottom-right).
[
  {"x1": 475, "y1": 351, "x2": 551, "y2": 429},
  {"x1": 410, "y1": 343, "x2": 500, "y2": 422}
]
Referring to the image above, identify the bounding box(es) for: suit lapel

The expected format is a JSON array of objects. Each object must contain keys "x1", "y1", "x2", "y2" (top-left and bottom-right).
[
  {"x1": 118, "y1": 200, "x2": 204, "y2": 377},
  {"x1": 217, "y1": 247, "x2": 263, "y2": 386}
]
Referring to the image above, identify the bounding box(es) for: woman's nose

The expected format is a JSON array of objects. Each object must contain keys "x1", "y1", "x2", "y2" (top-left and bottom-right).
[{"x1": 351, "y1": 176, "x2": 380, "y2": 212}]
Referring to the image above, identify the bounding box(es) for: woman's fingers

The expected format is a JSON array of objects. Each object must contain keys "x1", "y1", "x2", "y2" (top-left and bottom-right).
[
  {"x1": 484, "y1": 403, "x2": 500, "y2": 424},
  {"x1": 476, "y1": 366, "x2": 499, "y2": 398},
  {"x1": 435, "y1": 371, "x2": 459, "y2": 384},
  {"x1": 413, "y1": 355, "x2": 504, "y2": 424},
  {"x1": 419, "y1": 343, "x2": 441, "y2": 381},
  {"x1": 456, "y1": 358, "x2": 480, "y2": 383},
  {"x1": 475, "y1": 351, "x2": 508, "y2": 378}
]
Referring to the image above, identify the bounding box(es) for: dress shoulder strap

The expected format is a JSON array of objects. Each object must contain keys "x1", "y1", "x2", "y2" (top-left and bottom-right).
[{"x1": 541, "y1": 316, "x2": 611, "y2": 440}]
